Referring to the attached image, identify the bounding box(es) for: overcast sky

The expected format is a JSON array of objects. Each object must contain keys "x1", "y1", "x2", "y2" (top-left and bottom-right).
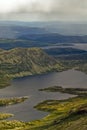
[{"x1": 0, "y1": 0, "x2": 87, "y2": 22}]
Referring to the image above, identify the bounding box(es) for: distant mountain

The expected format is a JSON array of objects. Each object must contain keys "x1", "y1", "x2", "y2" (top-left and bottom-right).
[
  {"x1": 43, "y1": 22, "x2": 87, "y2": 36},
  {"x1": 0, "y1": 21, "x2": 87, "y2": 36},
  {"x1": 45, "y1": 47, "x2": 87, "y2": 56},
  {"x1": 0, "y1": 23, "x2": 87, "y2": 47},
  {"x1": 0, "y1": 25, "x2": 49, "y2": 39},
  {"x1": 19, "y1": 33, "x2": 87, "y2": 43},
  {"x1": 0, "y1": 48, "x2": 63, "y2": 77}
]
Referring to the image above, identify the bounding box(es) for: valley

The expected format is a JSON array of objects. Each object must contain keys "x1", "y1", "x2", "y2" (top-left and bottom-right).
[
  {"x1": 0, "y1": 45, "x2": 87, "y2": 129},
  {"x1": 0, "y1": 0, "x2": 86, "y2": 127},
  {"x1": 0, "y1": 24, "x2": 87, "y2": 130}
]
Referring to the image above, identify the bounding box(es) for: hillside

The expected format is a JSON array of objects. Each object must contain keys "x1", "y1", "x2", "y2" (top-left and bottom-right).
[
  {"x1": 0, "y1": 48, "x2": 63, "y2": 78},
  {"x1": 0, "y1": 49, "x2": 87, "y2": 129},
  {"x1": 31, "y1": 97, "x2": 87, "y2": 130}
]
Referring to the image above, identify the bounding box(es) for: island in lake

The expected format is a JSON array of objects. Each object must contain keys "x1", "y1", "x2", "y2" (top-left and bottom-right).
[{"x1": 0, "y1": 46, "x2": 87, "y2": 129}]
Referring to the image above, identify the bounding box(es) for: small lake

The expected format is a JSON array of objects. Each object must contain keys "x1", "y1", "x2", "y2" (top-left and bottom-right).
[
  {"x1": 42, "y1": 43, "x2": 87, "y2": 51},
  {"x1": 0, "y1": 69, "x2": 87, "y2": 121}
]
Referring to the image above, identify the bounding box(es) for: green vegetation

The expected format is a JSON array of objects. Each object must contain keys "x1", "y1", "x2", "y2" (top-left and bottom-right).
[
  {"x1": 45, "y1": 47, "x2": 87, "y2": 74},
  {"x1": 0, "y1": 71, "x2": 11, "y2": 89},
  {"x1": 32, "y1": 97, "x2": 87, "y2": 130},
  {"x1": 0, "y1": 113, "x2": 14, "y2": 120},
  {"x1": 0, "y1": 96, "x2": 28, "y2": 106},
  {"x1": 0, "y1": 97, "x2": 87, "y2": 130},
  {"x1": 0, "y1": 48, "x2": 63, "y2": 77},
  {"x1": 76, "y1": 61, "x2": 87, "y2": 74},
  {"x1": 0, "y1": 47, "x2": 87, "y2": 129},
  {"x1": 0, "y1": 47, "x2": 64, "y2": 88},
  {"x1": 0, "y1": 96, "x2": 29, "y2": 129},
  {"x1": 0, "y1": 120, "x2": 27, "y2": 130},
  {"x1": 60, "y1": 60, "x2": 87, "y2": 74},
  {"x1": 39, "y1": 86, "x2": 87, "y2": 96},
  {"x1": 27, "y1": 87, "x2": 87, "y2": 130},
  {"x1": 61, "y1": 60, "x2": 87, "y2": 74},
  {"x1": 0, "y1": 86, "x2": 87, "y2": 129}
]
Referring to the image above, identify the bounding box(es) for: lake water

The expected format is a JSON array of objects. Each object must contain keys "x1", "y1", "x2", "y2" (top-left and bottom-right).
[
  {"x1": 0, "y1": 69, "x2": 87, "y2": 121},
  {"x1": 42, "y1": 43, "x2": 87, "y2": 51}
]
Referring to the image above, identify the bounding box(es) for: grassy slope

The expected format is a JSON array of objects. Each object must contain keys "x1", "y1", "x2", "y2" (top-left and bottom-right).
[
  {"x1": 28, "y1": 87, "x2": 87, "y2": 130},
  {"x1": 44, "y1": 47, "x2": 87, "y2": 74},
  {"x1": 0, "y1": 96, "x2": 28, "y2": 122},
  {"x1": 0, "y1": 71, "x2": 11, "y2": 88},
  {"x1": 31, "y1": 97, "x2": 87, "y2": 130},
  {"x1": 0, "y1": 48, "x2": 63, "y2": 78},
  {"x1": 76, "y1": 62, "x2": 87, "y2": 74},
  {"x1": 0, "y1": 96, "x2": 28, "y2": 106},
  {"x1": 0, "y1": 97, "x2": 87, "y2": 130},
  {"x1": 39, "y1": 86, "x2": 87, "y2": 96},
  {"x1": 0, "y1": 47, "x2": 64, "y2": 88},
  {"x1": 0, "y1": 88, "x2": 86, "y2": 130}
]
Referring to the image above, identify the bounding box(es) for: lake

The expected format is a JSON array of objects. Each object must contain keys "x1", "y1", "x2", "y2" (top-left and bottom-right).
[{"x1": 0, "y1": 69, "x2": 87, "y2": 121}]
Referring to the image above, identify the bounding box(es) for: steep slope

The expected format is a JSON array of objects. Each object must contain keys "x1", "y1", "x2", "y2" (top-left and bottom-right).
[{"x1": 0, "y1": 48, "x2": 63, "y2": 78}]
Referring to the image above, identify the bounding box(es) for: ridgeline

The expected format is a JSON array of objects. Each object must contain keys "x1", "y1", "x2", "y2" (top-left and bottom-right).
[{"x1": 0, "y1": 47, "x2": 64, "y2": 88}]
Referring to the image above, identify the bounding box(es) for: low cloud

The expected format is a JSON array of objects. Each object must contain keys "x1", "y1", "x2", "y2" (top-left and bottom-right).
[{"x1": 0, "y1": 0, "x2": 87, "y2": 21}]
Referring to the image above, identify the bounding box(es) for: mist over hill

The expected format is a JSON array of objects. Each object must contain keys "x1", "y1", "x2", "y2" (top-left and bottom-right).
[
  {"x1": 0, "y1": 21, "x2": 87, "y2": 36},
  {"x1": 0, "y1": 21, "x2": 87, "y2": 45},
  {"x1": 0, "y1": 25, "x2": 49, "y2": 39}
]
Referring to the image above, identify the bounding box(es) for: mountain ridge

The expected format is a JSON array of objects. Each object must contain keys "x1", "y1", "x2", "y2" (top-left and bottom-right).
[
  {"x1": 0, "y1": 47, "x2": 63, "y2": 78},
  {"x1": 0, "y1": 25, "x2": 87, "y2": 44}
]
